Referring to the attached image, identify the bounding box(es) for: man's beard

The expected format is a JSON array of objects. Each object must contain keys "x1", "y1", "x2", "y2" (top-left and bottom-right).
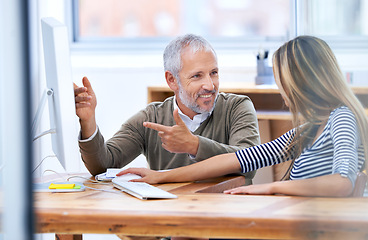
[{"x1": 178, "y1": 87, "x2": 218, "y2": 114}]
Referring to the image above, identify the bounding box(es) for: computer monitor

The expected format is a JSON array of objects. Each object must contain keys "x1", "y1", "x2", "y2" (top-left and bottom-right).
[{"x1": 40, "y1": 17, "x2": 80, "y2": 171}]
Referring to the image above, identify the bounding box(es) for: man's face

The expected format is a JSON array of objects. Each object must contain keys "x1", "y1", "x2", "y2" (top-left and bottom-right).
[{"x1": 176, "y1": 48, "x2": 219, "y2": 117}]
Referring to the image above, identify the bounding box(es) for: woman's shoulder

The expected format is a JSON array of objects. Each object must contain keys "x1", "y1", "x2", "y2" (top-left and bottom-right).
[
  {"x1": 329, "y1": 106, "x2": 354, "y2": 118},
  {"x1": 328, "y1": 106, "x2": 356, "y2": 126}
]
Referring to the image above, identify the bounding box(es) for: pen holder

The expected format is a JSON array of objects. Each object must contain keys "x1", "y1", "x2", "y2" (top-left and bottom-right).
[{"x1": 255, "y1": 59, "x2": 275, "y2": 85}]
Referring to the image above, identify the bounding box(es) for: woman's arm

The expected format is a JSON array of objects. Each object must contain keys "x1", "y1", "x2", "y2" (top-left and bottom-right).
[
  {"x1": 118, "y1": 129, "x2": 296, "y2": 184},
  {"x1": 224, "y1": 173, "x2": 353, "y2": 197},
  {"x1": 117, "y1": 152, "x2": 241, "y2": 184}
]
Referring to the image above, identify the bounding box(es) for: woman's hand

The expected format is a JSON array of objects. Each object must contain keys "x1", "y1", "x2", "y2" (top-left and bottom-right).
[
  {"x1": 116, "y1": 168, "x2": 164, "y2": 184},
  {"x1": 224, "y1": 174, "x2": 353, "y2": 197},
  {"x1": 224, "y1": 183, "x2": 275, "y2": 195}
]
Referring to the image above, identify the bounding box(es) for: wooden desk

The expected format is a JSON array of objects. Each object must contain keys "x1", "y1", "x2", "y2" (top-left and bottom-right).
[
  {"x1": 148, "y1": 83, "x2": 368, "y2": 181},
  {"x1": 34, "y1": 175, "x2": 368, "y2": 240}
]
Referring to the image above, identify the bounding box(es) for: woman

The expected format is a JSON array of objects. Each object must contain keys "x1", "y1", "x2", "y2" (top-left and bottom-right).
[{"x1": 118, "y1": 36, "x2": 368, "y2": 197}]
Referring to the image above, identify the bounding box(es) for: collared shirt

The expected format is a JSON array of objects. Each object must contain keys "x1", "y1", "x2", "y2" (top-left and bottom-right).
[{"x1": 173, "y1": 96, "x2": 211, "y2": 132}]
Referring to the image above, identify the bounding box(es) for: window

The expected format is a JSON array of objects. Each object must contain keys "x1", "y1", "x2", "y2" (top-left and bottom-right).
[
  {"x1": 73, "y1": 0, "x2": 290, "y2": 50},
  {"x1": 72, "y1": 0, "x2": 368, "y2": 50},
  {"x1": 296, "y1": 0, "x2": 368, "y2": 48},
  {"x1": 298, "y1": 0, "x2": 368, "y2": 36}
]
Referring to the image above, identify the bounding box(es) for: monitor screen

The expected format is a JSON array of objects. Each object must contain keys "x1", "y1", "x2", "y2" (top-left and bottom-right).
[{"x1": 40, "y1": 17, "x2": 80, "y2": 171}]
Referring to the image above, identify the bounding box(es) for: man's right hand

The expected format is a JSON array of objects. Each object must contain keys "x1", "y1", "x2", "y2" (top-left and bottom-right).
[{"x1": 74, "y1": 76, "x2": 97, "y2": 139}]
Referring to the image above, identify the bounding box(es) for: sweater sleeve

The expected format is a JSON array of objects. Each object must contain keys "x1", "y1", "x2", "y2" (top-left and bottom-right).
[
  {"x1": 236, "y1": 129, "x2": 296, "y2": 173},
  {"x1": 79, "y1": 109, "x2": 148, "y2": 176}
]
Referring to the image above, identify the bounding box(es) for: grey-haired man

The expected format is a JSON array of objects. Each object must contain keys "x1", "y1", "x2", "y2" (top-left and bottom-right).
[{"x1": 74, "y1": 34, "x2": 260, "y2": 185}]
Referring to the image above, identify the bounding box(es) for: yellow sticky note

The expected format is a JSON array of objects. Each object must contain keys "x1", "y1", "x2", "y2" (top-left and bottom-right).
[{"x1": 49, "y1": 183, "x2": 75, "y2": 189}]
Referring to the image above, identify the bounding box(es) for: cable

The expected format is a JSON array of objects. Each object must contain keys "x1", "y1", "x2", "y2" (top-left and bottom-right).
[
  {"x1": 38, "y1": 169, "x2": 123, "y2": 193},
  {"x1": 33, "y1": 128, "x2": 56, "y2": 141},
  {"x1": 40, "y1": 171, "x2": 121, "y2": 193},
  {"x1": 66, "y1": 175, "x2": 121, "y2": 193},
  {"x1": 32, "y1": 155, "x2": 57, "y2": 173},
  {"x1": 83, "y1": 185, "x2": 122, "y2": 194},
  {"x1": 66, "y1": 175, "x2": 110, "y2": 185},
  {"x1": 41, "y1": 169, "x2": 67, "y2": 182}
]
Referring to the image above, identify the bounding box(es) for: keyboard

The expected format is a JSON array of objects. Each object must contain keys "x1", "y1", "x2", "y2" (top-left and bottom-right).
[{"x1": 112, "y1": 178, "x2": 177, "y2": 200}]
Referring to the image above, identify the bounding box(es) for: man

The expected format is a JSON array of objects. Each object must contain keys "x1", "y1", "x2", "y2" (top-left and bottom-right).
[{"x1": 74, "y1": 34, "x2": 260, "y2": 184}]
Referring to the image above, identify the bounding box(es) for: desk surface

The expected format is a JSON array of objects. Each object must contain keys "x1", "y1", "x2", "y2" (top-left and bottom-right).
[{"x1": 34, "y1": 174, "x2": 368, "y2": 239}]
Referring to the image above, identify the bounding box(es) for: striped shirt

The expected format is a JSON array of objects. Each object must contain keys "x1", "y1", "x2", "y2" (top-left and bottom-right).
[{"x1": 236, "y1": 106, "x2": 365, "y2": 186}]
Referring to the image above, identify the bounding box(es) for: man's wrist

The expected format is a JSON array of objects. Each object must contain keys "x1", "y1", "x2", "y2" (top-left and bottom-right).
[
  {"x1": 80, "y1": 118, "x2": 97, "y2": 139},
  {"x1": 79, "y1": 125, "x2": 98, "y2": 142},
  {"x1": 189, "y1": 135, "x2": 199, "y2": 156}
]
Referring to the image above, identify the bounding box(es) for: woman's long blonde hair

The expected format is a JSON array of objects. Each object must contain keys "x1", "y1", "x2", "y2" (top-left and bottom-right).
[{"x1": 273, "y1": 36, "x2": 368, "y2": 172}]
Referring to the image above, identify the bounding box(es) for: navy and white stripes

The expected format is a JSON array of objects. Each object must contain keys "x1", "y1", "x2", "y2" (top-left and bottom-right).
[
  {"x1": 236, "y1": 106, "x2": 365, "y2": 186},
  {"x1": 236, "y1": 129, "x2": 296, "y2": 172}
]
